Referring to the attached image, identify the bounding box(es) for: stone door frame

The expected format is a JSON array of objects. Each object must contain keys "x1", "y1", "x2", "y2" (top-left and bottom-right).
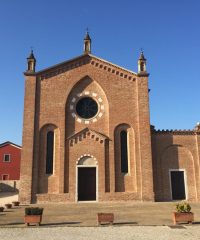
[{"x1": 75, "y1": 155, "x2": 98, "y2": 202}]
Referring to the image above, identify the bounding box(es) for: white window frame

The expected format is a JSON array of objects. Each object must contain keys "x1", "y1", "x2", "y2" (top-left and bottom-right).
[
  {"x1": 169, "y1": 169, "x2": 188, "y2": 201},
  {"x1": 3, "y1": 154, "x2": 11, "y2": 162}
]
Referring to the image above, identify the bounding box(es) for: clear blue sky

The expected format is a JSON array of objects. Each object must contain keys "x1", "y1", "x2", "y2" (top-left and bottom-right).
[{"x1": 0, "y1": 0, "x2": 200, "y2": 145}]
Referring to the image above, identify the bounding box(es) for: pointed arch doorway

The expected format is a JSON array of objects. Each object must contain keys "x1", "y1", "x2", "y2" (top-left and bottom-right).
[{"x1": 76, "y1": 156, "x2": 98, "y2": 202}]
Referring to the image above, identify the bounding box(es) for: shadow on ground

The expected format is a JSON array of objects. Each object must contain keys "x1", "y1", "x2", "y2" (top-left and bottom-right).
[{"x1": 41, "y1": 222, "x2": 82, "y2": 227}]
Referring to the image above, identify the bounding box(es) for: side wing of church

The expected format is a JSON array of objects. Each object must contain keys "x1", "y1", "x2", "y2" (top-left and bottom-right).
[{"x1": 19, "y1": 33, "x2": 200, "y2": 203}]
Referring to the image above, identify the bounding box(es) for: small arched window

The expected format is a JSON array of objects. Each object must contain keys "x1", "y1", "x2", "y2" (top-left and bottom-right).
[
  {"x1": 120, "y1": 130, "x2": 128, "y2": 173},
  {"x1": 46, "y1": 131, "x2": 54, "y2": 174},
  {"x1": 140, "y1": 62, "x2": 144, "y2": 72}
]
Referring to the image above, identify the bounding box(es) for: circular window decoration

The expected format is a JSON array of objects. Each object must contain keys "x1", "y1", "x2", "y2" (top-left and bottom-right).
[
  {"x1": 76, "y1": 97, "x2": 98, "y2": 119},
  {"x1": 70, "y1": 91, "x2": 104, "y2": 124}
]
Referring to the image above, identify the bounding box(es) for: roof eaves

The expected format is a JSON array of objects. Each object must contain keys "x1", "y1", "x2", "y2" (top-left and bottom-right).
[
  {"x1": 89, "y1": 54, "x2": 137, "y2": 75},
  {"x1": 35, "y1": 54, "x2": 89, "y2": 75},
  {"x1": 0, "y1": 141, "x2": 22, "y2": 149},
  {"x1": 33, "y1": 53, "x2": 137, "y2": 76}
]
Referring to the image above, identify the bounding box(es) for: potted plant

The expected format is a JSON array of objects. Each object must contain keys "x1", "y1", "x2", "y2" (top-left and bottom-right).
[
  {"x1": 97, "y1": 213, "x2": 114, "y2": 225},
  {"x1": 0, "y1": 207, "x2": 4, "y2": 212},
  {"x1": 173, "y1": 202, "x2": 194, "y2": 225},
  {"x1": 24, "y1": 207, "x2": 44, "y2": 226},
  {"x1": 12, "y1": 201, "x2": 20, "y2": 207},
  {"x1": 5, "y1": 203, "x2": 12, "y2": 209}
]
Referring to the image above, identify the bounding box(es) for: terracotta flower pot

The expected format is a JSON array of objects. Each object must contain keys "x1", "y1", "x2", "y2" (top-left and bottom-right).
[
  {"x1": 24, "y1": 215, "x2": 42, "y2": 226},
  {"x1": 12, "y1": 201, "x2": 20, "y2": 207},
  {"x1": 5, "y1": 204, "x2": 12, "y2": 209},
  {"x1": 173, "y1": 212, "x2": 194, "y2": 225},
  {"x1": 97, "y1": 213, "x2": 114, "y2": 225}
]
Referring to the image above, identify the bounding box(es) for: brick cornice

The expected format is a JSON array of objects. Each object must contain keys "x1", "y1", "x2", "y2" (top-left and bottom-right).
[
  {"x1": 30, "y1": 54, "x2": 137, "y2": 82},
  {"x1": 24, "y1": 71, "x2": 37, "y2": 76},
  {"x1": 137, "y1": 72, "x2": 149, "y2": 77},
  {"x1": 67, "y1": 127, "x2": 109, "y2": 146},
  {"x1": 89, "y1": 55, "x2": 137, "y2": 82},
  {"x1": 151, "y1": 129, "x2": 199, "y2": 135}
]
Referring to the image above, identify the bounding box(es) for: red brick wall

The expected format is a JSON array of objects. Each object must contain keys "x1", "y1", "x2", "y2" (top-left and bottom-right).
[
  {"x1": 20, "y1": 75, "x2": 37, "y2": 203},
  {"x1": 20, "y1": 54, "x2": 154, "y2": 203},
  {"x1": 20, "y1": 53, "x2": 200, "y2": 203},
  {"x1": 0, "y1": 144, "x2": 21, "y2": 180},
  {"x1": 151, "y1": 131, "x2": 200, "y2": 202}
]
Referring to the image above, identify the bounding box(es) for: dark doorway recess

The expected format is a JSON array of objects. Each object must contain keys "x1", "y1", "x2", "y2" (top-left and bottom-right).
[
  {"x1": 78, "y1": 167, "x2": 96, "y2": 201},
  {"x1": 170, "y1": 171, "x2": 186, "y2": 200}
]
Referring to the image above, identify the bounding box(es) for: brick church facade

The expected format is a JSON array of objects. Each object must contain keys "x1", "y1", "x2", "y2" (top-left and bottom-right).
[{"x1": 20, "y1": 33, "x2": 200, "y2": 203}]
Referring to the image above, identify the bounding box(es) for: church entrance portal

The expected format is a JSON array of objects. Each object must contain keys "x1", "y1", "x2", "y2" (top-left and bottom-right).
[
  {"x1": 170, "y1": 170, "x2": 186, "y2": 200},
  {"x1": 78, "y1": 167, "x2": 96, "y2": 201}
]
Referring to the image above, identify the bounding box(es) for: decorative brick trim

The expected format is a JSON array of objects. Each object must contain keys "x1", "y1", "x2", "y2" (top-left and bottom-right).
[
  {"x1": 70, "y1": 91, "x2": 104, "y2": 124},
  {"x1": 39, "y1": 56, "x2": 90, "y2": 80},
  {"x1": 76, "y1": 154, "x2": 98, "y2": 165},
  {"x1": 37, "y1": 54, "x2": 137, "y2": 81},
  {"x1": 152, "y1": 129, "x2": 196, "y2": 135},
  {"x1": 68, "y1": 128, "x2": 108, "y2": 146},
  {"x1": 90, "y1": 59, "x2": 136, "y2": 81}
]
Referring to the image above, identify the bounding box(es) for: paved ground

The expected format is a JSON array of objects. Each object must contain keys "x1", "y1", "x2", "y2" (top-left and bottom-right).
[
  {"x1": 1, "y1": 193, "x2": 200, "y2": 239},
  {"x1": 0, "y1": 226, "x2": 200, "y2": 240},
  {"x1": 1, "y1": 200, "x2": 200, "y2": 226},
  {"x1": 0, "y1": 192, "x2": 18, "y2": 205}
]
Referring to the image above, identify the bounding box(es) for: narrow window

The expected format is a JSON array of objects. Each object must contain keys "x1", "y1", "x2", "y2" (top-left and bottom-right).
[
  {"x1": 3, "y1": 154, "x2": 10, "y2": 162},
  {"x1": 120, "y1": 130, "x2": 128, "y2": 173},
  {"x1": 140, "y1": 62, "x2": 144, "y2": 71},
  {"x1": 46, "y1": 131, "x2": 54, "y2": 174},
  {"x1": 2, "y1": 174, "x2": 9, "y2": 180}
]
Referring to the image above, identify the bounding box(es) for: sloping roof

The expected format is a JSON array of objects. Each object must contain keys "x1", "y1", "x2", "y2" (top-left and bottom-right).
[
  {"x1": 27, "y1": 53, "x2": 137, "y2": 76},
  {"x1": 139, "y1": 51, "x2": 146, "y2": 61},
  {"x1": 0, "y1": 141, "x2": 22, "y2": 149},
  {"x1": 35, "y1": 54, "x2": 88, "y2": 75},
  {"x1": 90, "y1": 54, "x2": 137, "y2": 75},
  {"x1": 67, "y1": 127, "x2": 109, "y2": 141},
  {"x1": 84, "y1": 32, "x2": 91, "y2": 40},
  {"x1": 27, "y1": 50, "x2": 36, "y2": 60}
]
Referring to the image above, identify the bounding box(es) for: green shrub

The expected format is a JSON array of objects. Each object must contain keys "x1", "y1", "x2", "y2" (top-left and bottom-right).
[
  {"x1": 176, "y1": 202, "x2": 191, "y2": 213},
  {"x1": 25, "y1": 207, "x2": 43, "y2": 215}
]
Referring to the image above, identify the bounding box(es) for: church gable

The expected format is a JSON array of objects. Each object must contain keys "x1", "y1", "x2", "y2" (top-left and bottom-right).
[
  {"x1": 35, "y1": 54, "x2": 137, "y2": 82},
  {"x1": 68, "y1": 127, "x2": 109, "y2": 146},
  {"x1": 24, "y1": 31, "x2": 147, "y2": 84}
]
